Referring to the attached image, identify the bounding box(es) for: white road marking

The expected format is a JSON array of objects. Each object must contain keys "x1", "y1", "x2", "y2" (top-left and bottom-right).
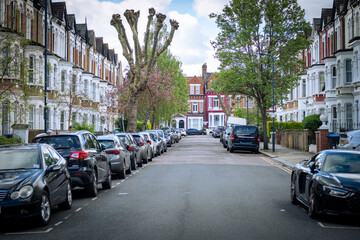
[
  {"x1": 280, "y1": 209, "x2": 286, "y2": 212},
  {"x1": 76, "y1": 208, "x2": 82, "y2": 212},
  {"x1": 119, "y1": 192, "x2": 128, "y2": 195},
  {"x1": 318, "y1": 222, "x2": 360, "y2": 230},
  {"x1": 5, "y1": 228, "x2": 53, "y2": 235},
  {"x1": 54, "y1": 221, "x2": 63, "y2": 226},
  {"x1": 116, "y1": 182, "x2": 121, "y2": 185},
  {"x1": 91, "y1": 197, "x2": 97, "y2": 201},
  {"x1": 121, "y1": 180, "x2": 125, "y2": 183},
  {"x1": 64, "y1": 214, "x2": 72, "y2": 219}
]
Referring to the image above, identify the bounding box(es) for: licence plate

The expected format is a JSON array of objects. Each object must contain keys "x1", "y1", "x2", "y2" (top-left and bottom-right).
[
  {"x1": 239, "y1": 141, "x2": 251, "y2": 145},
  {"x1": 340, "y1": 139, "x2": 345, "y2": 145}
]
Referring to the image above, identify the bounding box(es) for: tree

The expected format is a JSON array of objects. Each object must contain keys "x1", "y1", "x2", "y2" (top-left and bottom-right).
[
  {"x1": 210, "y1": 0, "x2": 311, "y2": 149},
  {"x1": 210, "y1": 78, "x2": 235, "y2": 124},
  {"x1": 111, "y1": 8, "x2": 179, "y2": 132}
]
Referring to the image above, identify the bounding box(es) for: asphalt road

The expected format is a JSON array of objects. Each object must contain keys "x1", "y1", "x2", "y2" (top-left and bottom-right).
[{"x1": 1, "y1": 135, "x2": 360, "y2": 240}]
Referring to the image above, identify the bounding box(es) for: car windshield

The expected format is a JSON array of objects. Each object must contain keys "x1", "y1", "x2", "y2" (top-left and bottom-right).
[
  {"x1": 117, "y1": 135, "x2": 126, "y2": 144},
  {"x1": 234, "y1": 126, "x2": 257, "y2": 136},
  {"x1": 133, "y1": 136, "x2": 141, "y2": 143},
  {"x1": 0, "y1": 149, "x2": 40, "y2": 170},
  {"x1": 98, "y1": 140, "x2": 115, "y2": 148},
  {"x1": 33, "y1": 136, "x2": 81, "y2": 150},
  {"x1": 323, "y1": 153, "x2": 360, "y2": 173},
  {"x1": 158, "y1": 131, "x2": 164, "y2": 137}
]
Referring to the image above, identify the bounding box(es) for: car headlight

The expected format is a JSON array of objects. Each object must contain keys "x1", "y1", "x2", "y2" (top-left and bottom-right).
[
  {"x1": 322, "y1": 186, "x2": 349, "y2": 197},
  {"x1": 10, "y1": 185, "x2": 34, "y2": 200}
]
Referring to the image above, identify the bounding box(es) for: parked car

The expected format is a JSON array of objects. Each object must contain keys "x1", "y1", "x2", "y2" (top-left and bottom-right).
[
  {"x1": 157, "y1": 129, "x2": 168, "y2": 152},
  {"x1": 0, "y1": 144, "x2": 72, "y2": 225},
  {"x1": 164, "y1": 130, "x2": 172, "y2": 147},
  {"x1": 291, "y1": 150, "x2": 360, "y2": 218},
  {"x1": 145, "y1": 131, "x2": 163, "y2": 156},
  {"x1": 141, "y1": 132, "x2": 157, "y2": 158},
  {"x1": 186, "y1": 128, "x2": 206, "y2": 135},
  {"x1": 212, "y1": 126, "x2": 225, "y2": 138},
  {"x1": 115, "y1": 133, "x2": 143, "y2": 170},
  {"x1": 32, "y1": 131, "x2": 112, "y2": 197},
  {"x1": 222, "y1": 126, "x2": 233, "y2": 149},
  {"x1": 338, "y1": 130, "x2": 360, "y2": 150},
  {"x1": 132, "y1": 133, "x2": 151, "y2": 164},
  {"x1": 180, "y1": 128, "x2": 187, "y2": 136},
  {"x1": 227, "y1": 125, "x2": 260, "y2": 153},
  {"x1": 97, "y1": 134, "x2": 132, "y2": 178}
]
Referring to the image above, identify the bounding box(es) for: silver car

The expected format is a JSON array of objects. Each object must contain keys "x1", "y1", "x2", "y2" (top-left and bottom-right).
[
  {"x1": 141, "y1": 132, "x2": 156, "y2": 159},
  {"x1": 145, "y1": 130, "x2": 164, "y2": 155},
  {"x1": 97, "y1": 134, "x2": 132, "y2": 178},
  {"x1": 339, "y1": 130, "x2": 360, "y2": 150}
]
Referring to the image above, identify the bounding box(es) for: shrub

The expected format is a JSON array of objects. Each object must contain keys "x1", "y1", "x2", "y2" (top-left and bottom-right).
[
  {"x1": 71, "y1": 121, "x2": 95, "y2": 134},
  {"x1": 137, "y1": 122, "x2": 152, "y2": 131},
  {"x1": 267, "y1": 121, "x2": 303, "y2": 138},
  {"x1": 302, "y1": 114, "x2": 321, "y2": 135},
  {"x1": 0, "y1": 135, "x2": 22, "y2": 145}
]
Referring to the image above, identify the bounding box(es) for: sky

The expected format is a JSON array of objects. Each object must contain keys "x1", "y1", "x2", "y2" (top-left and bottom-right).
[{"x1": 54, "y1": 0, "x2": 334, "y2": 76}]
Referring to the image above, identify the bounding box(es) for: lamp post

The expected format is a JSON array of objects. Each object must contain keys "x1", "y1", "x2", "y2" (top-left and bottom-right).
[
  {"x1": 44, "y1": 0, "x2": 48, "y2": 133},
  {"x1": 260, "y1": 53, "x2": 275, "y2": 152}
]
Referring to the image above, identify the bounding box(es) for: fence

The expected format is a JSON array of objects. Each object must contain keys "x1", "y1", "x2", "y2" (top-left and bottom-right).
[{"x1": 275, "y1": 129, "x2": 310, "y2": 151}]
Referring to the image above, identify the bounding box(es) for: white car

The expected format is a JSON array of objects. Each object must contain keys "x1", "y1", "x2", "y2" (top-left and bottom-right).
[
  {"x1": 141, "y1": 132, "x2": 158, "y2": 158},
  {"x1": 180, "y1": 128, "x2": 187, "y2": 136}
]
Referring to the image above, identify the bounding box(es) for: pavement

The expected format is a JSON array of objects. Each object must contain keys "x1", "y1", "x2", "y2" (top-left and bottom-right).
[{"x1": 260, "y1": 142, "x2": 314, "y2": 169}]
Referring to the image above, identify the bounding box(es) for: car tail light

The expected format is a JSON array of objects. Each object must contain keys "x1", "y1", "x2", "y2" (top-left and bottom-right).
[
  {"x1": 148, "y1": 141, "x2": 152, "y2": 145},
  {"x1": 70, "y1": 151, "x2": 89, "y2": 160},
  {"x1": 139, "y1": 142, "x2": 144, "y2": 147},
  {"x1": 231, "y1": 134, "x2": 235, "y2": 141},
  {"x1": 257, "y1": 136, "x2": 260, "y2": 142},
  {"x1": 128, "y1": 146, "x2": 134, "y2": 151},
  {"x1": 106, "y1": 150, "x2": 120, "y2": 155}
]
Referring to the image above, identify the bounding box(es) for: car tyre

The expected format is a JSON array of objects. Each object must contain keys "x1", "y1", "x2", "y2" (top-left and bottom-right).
[
  {"x1": 37, "y1": 192, "x2": 51, "y2": 226},
  {"x1": 308, "y1": 185, "x2": 320, "y2": 219},
  {"x1": 229, "y1": 147, "x2": 234, "y2": 153},
  {"x1": 85, "y1": 171, "x2": 98, "y2": 197},
  {"x1": 59, "y1": 182, "x2": 72, "y2": 210},
  {"x1": 138, "y1": 156, "x2": 143, "y2": 168},
  {"x1": 290, "y1": 174, "x2": 298, "y2": 205},
  {"x1": 118, "y1": 163, "x2": 126, "y2": 179},
  {"x1": 143, "y1": 153, "x2": 149, "y2": 164},
  {"x1": 102, "y1": 167, "x2": 112, "y2": 189},
  {"x1": 126, "y1": 164, "x2": 132, "y2": 174},
  {"x1": 131, "y1": 156, "x2": 137, "y2": 170}
]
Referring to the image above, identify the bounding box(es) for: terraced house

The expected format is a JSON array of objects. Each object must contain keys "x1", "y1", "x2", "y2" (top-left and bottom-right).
[
  {"x1": 277, "y1": 0, "x2": 360, "y2": 133},
  {"x1": 0, "y1": 0, "x2": 122, "y2": 137}
]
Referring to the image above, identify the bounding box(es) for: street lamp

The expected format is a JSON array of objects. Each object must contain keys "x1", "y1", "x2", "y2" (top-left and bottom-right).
[{"x1": 260, "y1": 52, "x2": 275, "y2": 152}]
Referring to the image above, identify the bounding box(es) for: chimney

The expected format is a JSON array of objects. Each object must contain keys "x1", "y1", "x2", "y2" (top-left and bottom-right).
[{"x1": 202, "y1": 63, "x2": 207, "y2": 79}]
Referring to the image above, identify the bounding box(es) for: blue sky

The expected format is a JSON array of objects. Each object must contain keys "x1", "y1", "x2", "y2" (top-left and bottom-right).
[{"x1": 58, "y1": 0, "x2": 333, "y2": 76}]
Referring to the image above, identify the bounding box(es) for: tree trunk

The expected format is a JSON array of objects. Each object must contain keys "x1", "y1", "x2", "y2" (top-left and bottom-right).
[
  {"x1": 127, "y1": 94, "x2": 138, "y2": 132},
  {"x1": 261, "y1": 108, "x2": 269, "y2": 150}
]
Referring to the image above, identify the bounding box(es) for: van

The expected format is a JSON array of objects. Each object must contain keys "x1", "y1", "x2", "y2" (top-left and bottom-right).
[{"x1": 227, "y1": 125, "x2": 260, "y2": 153}]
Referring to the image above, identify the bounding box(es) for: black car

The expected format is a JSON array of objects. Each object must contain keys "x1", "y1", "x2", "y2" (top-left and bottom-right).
[
  {"x1": 0, "y1": 144, "x2": 72, "y2": 225},
  {"x1": 32, "y1": 131, "x2": 112, "y2": 197},
  {"x1": 212, "y1": 126, "x2": 225, "y2": 138},
  {"x1": 291, "y1": 150, "x2": 360, "y2": 218},
  {"x1": 227, "y1": 125, "x2": 260, "y2": 153},
  {"x1": 186, "y1": 129, "x2": 206, "y2": 135}
]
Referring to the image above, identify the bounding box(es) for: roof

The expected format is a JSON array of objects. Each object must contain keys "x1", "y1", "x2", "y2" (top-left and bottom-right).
[
  {"x1": 66, "y1": 14, "x2": 76, "y2": 31},
  {"x1": 76, "y1": 23, "x2": 88, "y2": 41},
  {"x1": 52, "y1": 2, "x2": 66, "y2": 21}
]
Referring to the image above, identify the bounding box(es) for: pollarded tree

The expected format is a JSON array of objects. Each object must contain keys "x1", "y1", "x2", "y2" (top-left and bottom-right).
[
  {"x1": 111, "y1": 8, "x2": 179, "y2": 132},
  {"x1": 210, "y1": 0, "x2": 311, "y2": 149}
]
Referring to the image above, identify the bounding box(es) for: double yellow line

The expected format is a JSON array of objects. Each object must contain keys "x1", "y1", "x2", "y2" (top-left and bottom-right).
[{"x1": 260, "y1": 156, "x2": 292, "y2": 174}]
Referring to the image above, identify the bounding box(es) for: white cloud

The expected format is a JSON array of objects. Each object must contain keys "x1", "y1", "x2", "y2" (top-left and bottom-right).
[
  {"x1": 297, "y1": 0, "x2": 333, "y2": 22},
  {"x1": 192, "y1": 0, "x2": 229, "y2": 18}
]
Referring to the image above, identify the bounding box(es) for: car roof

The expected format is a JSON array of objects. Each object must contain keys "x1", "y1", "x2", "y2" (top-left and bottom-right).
[
  {"x1": 322, "y1": 149, "x2": 360, "y2": 155},
  {"x1": 34, "y1": 130, "x2": 91, "y2": 138},
  {"x1": 96, "y1": 134, "x2": 119, "y2": 140},
  {"x1": 0, "y1": 143, "x2": 41, "y2": 150}
]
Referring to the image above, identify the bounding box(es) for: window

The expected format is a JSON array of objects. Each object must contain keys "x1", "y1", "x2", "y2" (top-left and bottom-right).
[
  {"x1": 92, "y1": 115, "x2": 95, "y2": 126},
  {"x1": 187, "y1": 102, "x2": 191, "y2": 112},
  {"x1": 346, "y1": 60, "x2": 352, "y2": 83},
  {"x1": 53, "y1": 65, "x2": 57, "y2": 88},
  {"x1": 26, "y1": 14, "x2": 31, "y2": 39},
  {"x1": 28, "y1": 56, "x2": 34, "y2": 83},
  {"x1": 46, "y1": 64, "x2": 50, "y2": 88},
  {"x1": 332, "y1": 66, "x2": 336, "y2": 89},
  {"x1": 190, "y1": 85, "x2": 194, "y2": 94},
  {"x1": 28, "y1": 106, "x2": 34, "y2": 129},
  {"x1": 346, "y1": 104, "x2": 353, "y2": 130},
  {"x1": 196, "y1": 85, "x2": 200, "y2": 94},
  {"x1": 208, "y1": 98, "x2": 213, "y2": 108},
  {"x1": 199, "y1": 102, "x2": 203, "y2": 113},
  {"x1": 45, "y1": 108, "x2": 50, "y2": 130},
  {"x1": 92, "y1": 83, "x2": 96, "y2": 101},
  {"x1": 61, "y1": 71, "x2": 65, "y2": 91},
  {"x1": 319, "y1": 72, "x2": 325, "y2": 92},
  {"x1": 213, "y1": 98, "x2": 219, "y2": 108},
  {"x1": 192, "y1": 102, "x2": 198, "y2": 113},
  {"x1": 72, "y1": 75, "x2": 77, "y2": 94},
  {"x1": 332, "y1": 106, "x2": 337, "y2": 132},
  {"x1": 84, "y1": 80, "x2": 88, "y2": 96},
  {"x1": 60, "y1": 111, "x2": 65, "y2": 130},
  {"x1": 235, "y1": 95, "x2": 241, "y2": 108},
  {"x1": 2, "y1": 43, "x2": 10, "y2": 75}
]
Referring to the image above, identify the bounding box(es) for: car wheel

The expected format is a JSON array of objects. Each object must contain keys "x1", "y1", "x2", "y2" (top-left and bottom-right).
[
  {"x1": 126, "y1": 163, "x2": 132, "y2": 174},
  {"x1": 143, "y1": 153, "x2": 149, "y2": 164},
  {"x1": 59, "y1": 182, "x2": 72, "y2": 210},
  {"x1": 254, "y1": 149, "x2": 259, "y2": 154},
  {"x1": 223, "y1": 143, "x2": 227, "y2": 148},
  {"x1": 308, "y1": 185, "x2": 320, "y2": 219},
  {"x1": 102, "y1": 167, "x2": 112, "y2": 189},
  {"x1": 37, "y1": 192, "x2": 51, "y2": 226},
  {"x1": 229, "y1": 147, "x2": 234, "y2": 153},
  {"x1": 118, "y1": 163, "x2": 126, "y2": 179},
  {"x1": 85, "y1": 171, "x2": 98, "y2": 197},
  {"x1": 148, "y1": 150, "x2": 153, "y2": 162},
  {"x1": 138, "y1": 156, "x2": 143, "y2": 167},
  {"x1": 131, "y1": 156, "x2": 137, "y2": 170},
  {"x1": 226, "y1": 145, "x2": 229, "y2": 151},
  {"x1": 290, "y1": 174, "x2": 298, "y2": 205},
  {"x1": 164, "y1": 146, "x2": 167, "y2": 152}
]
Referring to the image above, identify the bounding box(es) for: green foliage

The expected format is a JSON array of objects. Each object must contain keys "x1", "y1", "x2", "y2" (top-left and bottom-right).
[
  {"x1": 137, "y1": 122, "x2": 151, "y2": 131},
  {"x1": 210, "y1": 0, "x2": 311, "y2": 147},
  {"x1": 71, "y1": 121, "x2": 95, "y2": 134},
  {"x1": 115, "y1": 116, "x2": 127, "y2": 132},
  {"x1": 0, "y1": 135, "x2": 22, "y2": 145},
  {"x1": 267, "y1": 121, "x2": 303, "y2": 138},
  {"x1": 302, "y1": 114, "x2": 321, "y2": 135},
  {"x1": 232, "y1": 107, "x2": 266, "y2": 126}
]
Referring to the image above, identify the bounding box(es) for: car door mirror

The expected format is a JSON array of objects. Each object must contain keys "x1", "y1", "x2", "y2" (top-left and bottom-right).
[
  {"x1": 47, "y1": 164, "x2": 61, "y2": 172},
  {"x1": 100, "y1": 144, "x2": 106, "y2": 151},
  {"x1": 309, "y1": 161, "x2": 316, "y2": 172}
]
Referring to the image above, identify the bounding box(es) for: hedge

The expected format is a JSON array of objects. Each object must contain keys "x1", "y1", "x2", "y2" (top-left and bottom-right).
[
  {"x1": 267, "y1": 121, "x2": 303, "y2": 138},
  {"x1": 0, "y1": 136, "x2": 22, "y2": 145},
  {"x1": 137, "y1": 122, "x2": 152, "y2": 131}
]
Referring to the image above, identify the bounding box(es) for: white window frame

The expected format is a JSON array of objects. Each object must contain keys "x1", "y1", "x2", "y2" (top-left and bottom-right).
[
  {"x1": 192, "y1": 102, "x2": 198, "y2": 113},
  {"x1": 29, "y1": 106, "x2": 34, "y2": 129}
]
